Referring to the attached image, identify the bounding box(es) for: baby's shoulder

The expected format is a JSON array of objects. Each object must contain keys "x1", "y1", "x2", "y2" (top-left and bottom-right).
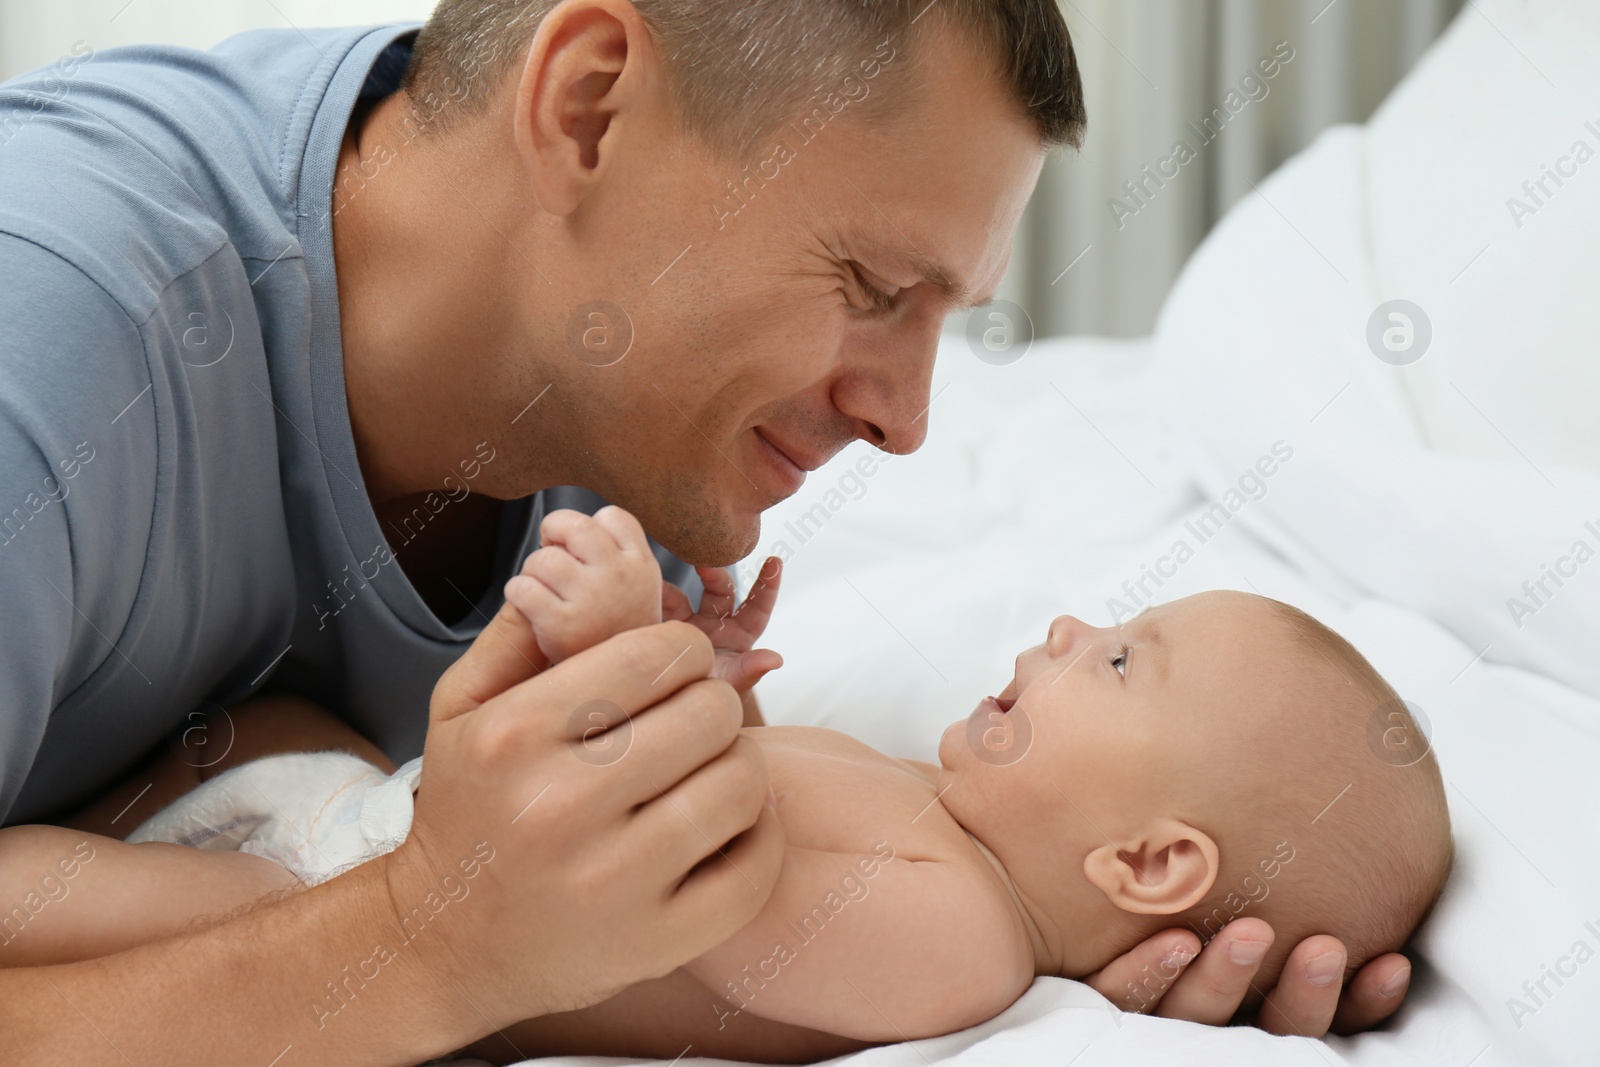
[
  {"x1": 744, "y1": 724, "x2": 886, "y2": 759},
  {"x1": 746, "y1": 725, "x2": 937, "y2": 785},
  {"x1": 745, "y1": 726, "x2": 959, "y2": 852}
]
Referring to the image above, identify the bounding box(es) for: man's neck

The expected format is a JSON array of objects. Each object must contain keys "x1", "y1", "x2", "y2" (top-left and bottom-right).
[{"x1": 332, "y1": 88, "x2": 557, "y2": 510}]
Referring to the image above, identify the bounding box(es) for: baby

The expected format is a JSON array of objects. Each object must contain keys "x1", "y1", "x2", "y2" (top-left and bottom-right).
[{"x1": 0, "y1": 505, "x2": 1453, "y2": 1064}]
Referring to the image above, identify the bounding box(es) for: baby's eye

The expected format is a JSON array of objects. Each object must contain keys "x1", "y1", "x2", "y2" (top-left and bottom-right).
[{"x1": 1110, "y1": 647, "x2": 1130, "y2": 678}]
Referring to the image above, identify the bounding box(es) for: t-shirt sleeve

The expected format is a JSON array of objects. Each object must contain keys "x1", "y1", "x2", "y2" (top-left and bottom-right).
[{"x1": 0, "y1": 234, "x2": 154, "y2": 822}]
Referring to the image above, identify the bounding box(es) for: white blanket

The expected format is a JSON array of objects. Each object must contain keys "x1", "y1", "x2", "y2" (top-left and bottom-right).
[{"x1": 500, "y1": 2, "x2": 1598, "y2": 1063}]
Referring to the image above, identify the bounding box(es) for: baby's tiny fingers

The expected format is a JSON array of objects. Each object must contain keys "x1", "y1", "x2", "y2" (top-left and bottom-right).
[
  {"x1": 504, "y1": 574, "x2": 557, "y2": 620},
  {"x1": 594, "y1": 505, "x2": 651, "y2": 554},
  {"x1": 696, "y1": 566, "x2": 737, "y2": 613},
  {"x1": 737, "y1": 558, "x2": 783, "y2": 616},
  {"x1": 712, "y1": 649, "x2": 784, "y2": 693},
  {"x1": 662, "y1": 580, "x2": 694, "y2": 623},
  {"x1": 523, "y1": 545, "x2": 581, "y2": 594},
  {"x1": 539, "y1": 510, "x2": 616, "y2": 564}
]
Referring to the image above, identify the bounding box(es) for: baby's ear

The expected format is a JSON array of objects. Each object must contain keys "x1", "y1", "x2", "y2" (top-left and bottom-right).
[{"x1": 1082, "y1": 818, "x2": 1219, "y2": 915}]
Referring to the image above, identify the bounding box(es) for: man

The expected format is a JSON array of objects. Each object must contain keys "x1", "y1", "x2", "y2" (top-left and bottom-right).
[{"x1": 0, "y1": 0, "x2": 1413, "y2": 1061}]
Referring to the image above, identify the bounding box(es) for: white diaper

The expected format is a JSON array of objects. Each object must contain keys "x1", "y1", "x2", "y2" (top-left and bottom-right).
[{"x1": 126, "y1": 751, "x2": 424, "y2": 886}]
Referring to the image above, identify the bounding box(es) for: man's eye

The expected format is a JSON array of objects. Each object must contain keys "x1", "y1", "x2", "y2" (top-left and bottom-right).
[
  {"x1": 848, "y1": 263, "x2": 897, "y2": 312},
  {"x1": 1111, "y1": 647, "x2": 1130, "y2": 677}
]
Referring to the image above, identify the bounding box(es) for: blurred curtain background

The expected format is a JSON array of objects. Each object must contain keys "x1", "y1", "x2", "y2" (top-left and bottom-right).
[
  {"x1": 1, "y1": 0, "x2": 1463, "y2": 338},
  {"x1": 1009, "y1": 0, "x2": 1465, "y2": 336}
]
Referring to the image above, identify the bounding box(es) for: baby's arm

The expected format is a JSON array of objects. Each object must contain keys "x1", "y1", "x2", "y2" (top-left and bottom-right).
[
  {"x1": 681, "y1": 843, "x2": 1034, "y2": 1041},
  {"x1": 504, "y1": 507, "x2": 664, "y2": 663},
  {"x1": 506, "y1": 508, "x2": 782, "y2": 695},
  {"x1": 0, "y1": 823, "x2": 298, "y2": 967},
  {"x1": 465, "y1": 844, "x2": 1031, "y2": 1064}
]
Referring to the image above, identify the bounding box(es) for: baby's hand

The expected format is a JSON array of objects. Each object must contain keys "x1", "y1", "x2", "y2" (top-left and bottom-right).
[
  {"x1": 662, "y1": 557, "x2": 784, "y2": 696},
  {"x1": 504, "y1": 506, "x2": 663, "y2": 664}
]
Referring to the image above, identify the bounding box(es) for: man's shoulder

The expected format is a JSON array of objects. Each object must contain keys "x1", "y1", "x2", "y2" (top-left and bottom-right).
[{"x1": 0, "y1": 26, "x2": 399, "y2": 323}]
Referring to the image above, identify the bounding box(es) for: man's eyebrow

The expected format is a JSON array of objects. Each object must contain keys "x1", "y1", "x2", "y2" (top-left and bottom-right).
[
  {"x1": 859, "y1": 238, "x2": 988, "y2": 310},
  {"x1": 911, "y1": 250, "x2": 985, "y2": 310}
]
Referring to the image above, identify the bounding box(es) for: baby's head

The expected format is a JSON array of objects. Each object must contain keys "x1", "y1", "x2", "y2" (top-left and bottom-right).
[{"x1": 937, "y1": 590, "x2": 1452, "y2": 996}]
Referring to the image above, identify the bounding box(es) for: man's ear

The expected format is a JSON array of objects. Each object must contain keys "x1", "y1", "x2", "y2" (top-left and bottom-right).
[
  {"x1": 512, "y1": 0, "x2": 649, "y2": 216},
  {"x1": 1082, "y1": 818, "x2": 1219, "y2": 915}
]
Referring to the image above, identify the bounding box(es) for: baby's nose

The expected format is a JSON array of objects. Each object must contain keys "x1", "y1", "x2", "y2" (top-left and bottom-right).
[{"x1": 1045, "y1": 614, "x2": 1098, "y2": 658}]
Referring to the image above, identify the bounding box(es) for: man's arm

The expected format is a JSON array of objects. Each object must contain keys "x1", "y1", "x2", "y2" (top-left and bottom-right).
[{"x1": 1, "y1": 613, "x2": 783, "y2": 1065}]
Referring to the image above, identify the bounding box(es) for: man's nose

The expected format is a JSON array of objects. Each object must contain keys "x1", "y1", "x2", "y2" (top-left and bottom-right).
[{"x1": 830, "y1": 310, "x2": 942, "y2": 455}]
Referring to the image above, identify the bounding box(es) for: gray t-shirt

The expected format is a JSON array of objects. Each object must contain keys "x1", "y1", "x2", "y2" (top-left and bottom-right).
[{"x1": 0, "y1": 25, "x2": 699, "y2": 825}]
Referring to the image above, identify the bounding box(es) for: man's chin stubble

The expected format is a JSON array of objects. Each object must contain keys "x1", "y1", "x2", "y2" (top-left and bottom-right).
[{"x1": 633, "y1": 479, "x2": 766, "y2": 569}]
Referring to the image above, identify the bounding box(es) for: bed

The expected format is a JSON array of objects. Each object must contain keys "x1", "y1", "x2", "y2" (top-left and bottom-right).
[{"x1": 494, "y1": 1, "x2": 1600, "y2": 1063}]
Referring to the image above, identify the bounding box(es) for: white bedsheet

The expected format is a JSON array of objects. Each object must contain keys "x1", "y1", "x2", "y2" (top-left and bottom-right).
[{"x1": 496, "y1": 2, "x2": 1598, "y2": 1062}]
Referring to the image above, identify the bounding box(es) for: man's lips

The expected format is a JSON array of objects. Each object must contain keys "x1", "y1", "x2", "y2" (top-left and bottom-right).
[
  {"x1": 755, "y1": 428, "x2": 826, "y2": 474},
  {"x1": 752, "y1": 428, "x2": 825, "y2": 494}
]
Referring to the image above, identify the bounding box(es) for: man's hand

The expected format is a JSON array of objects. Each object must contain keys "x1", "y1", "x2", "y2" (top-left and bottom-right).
[
  {"x1": 1083, "y1": 917, "x2": 1412, "y2": 1035},
  {"x1": 505, "y1": 506, "x2": 664, "y2": 663},
  {"x1": 662, "y1": 556, "x2": 784, "y2": 697},
  {"x1": 389, "y1": 595, "x2": 785, "y2": 1026}
]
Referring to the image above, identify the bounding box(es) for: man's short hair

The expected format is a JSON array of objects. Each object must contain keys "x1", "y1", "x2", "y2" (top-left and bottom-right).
[{"x1": 403, "y1": 0, "x2": 1087, "y2": 158}]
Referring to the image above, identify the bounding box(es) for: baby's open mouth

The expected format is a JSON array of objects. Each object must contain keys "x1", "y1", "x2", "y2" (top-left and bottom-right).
[{"x1": 992, "y1": 695, "x2": 1016, "y2": 714}]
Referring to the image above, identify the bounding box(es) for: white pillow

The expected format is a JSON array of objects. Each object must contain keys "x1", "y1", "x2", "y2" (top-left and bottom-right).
[
  {"x1": 1149, "y1": 8, "x2": 1600, "y2": 700},
  {"x1": 1362, "y1": 0, "x2": 1600, "y2": 475}
]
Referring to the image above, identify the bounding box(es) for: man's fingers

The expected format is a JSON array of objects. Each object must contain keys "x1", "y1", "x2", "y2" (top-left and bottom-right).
[
  {"x1": 1258, "y1": 935, "x2": 1347, "y2": 1037},
  {"x1": 666, "y1": 793, "x2": 786, "y2": 958},
  {"x1": 1152, "y1": 918, "x2": 1273, "y2": 1025},
  {"x1": 539, "y1": 509, "x2": 618, "y2": 564},
  {"x1": 1082, "y1": 928, "x2": 1200, "y2": 1013},
  {"x1": 482, "y1": 622, "x2": 714, "y2": 746},
  {"x1": 1331, "y1": 952, "x2": 1411, "y2": 1034},
  {"x1": 605, "y1": 677, "x2": 745, "y2": 806},
  {"x1": 632, "y1": 733, "x2": 771, "y2": 874},
  {"x1": 431, "y1": 599, "x2": 550, "y2": 722}
]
